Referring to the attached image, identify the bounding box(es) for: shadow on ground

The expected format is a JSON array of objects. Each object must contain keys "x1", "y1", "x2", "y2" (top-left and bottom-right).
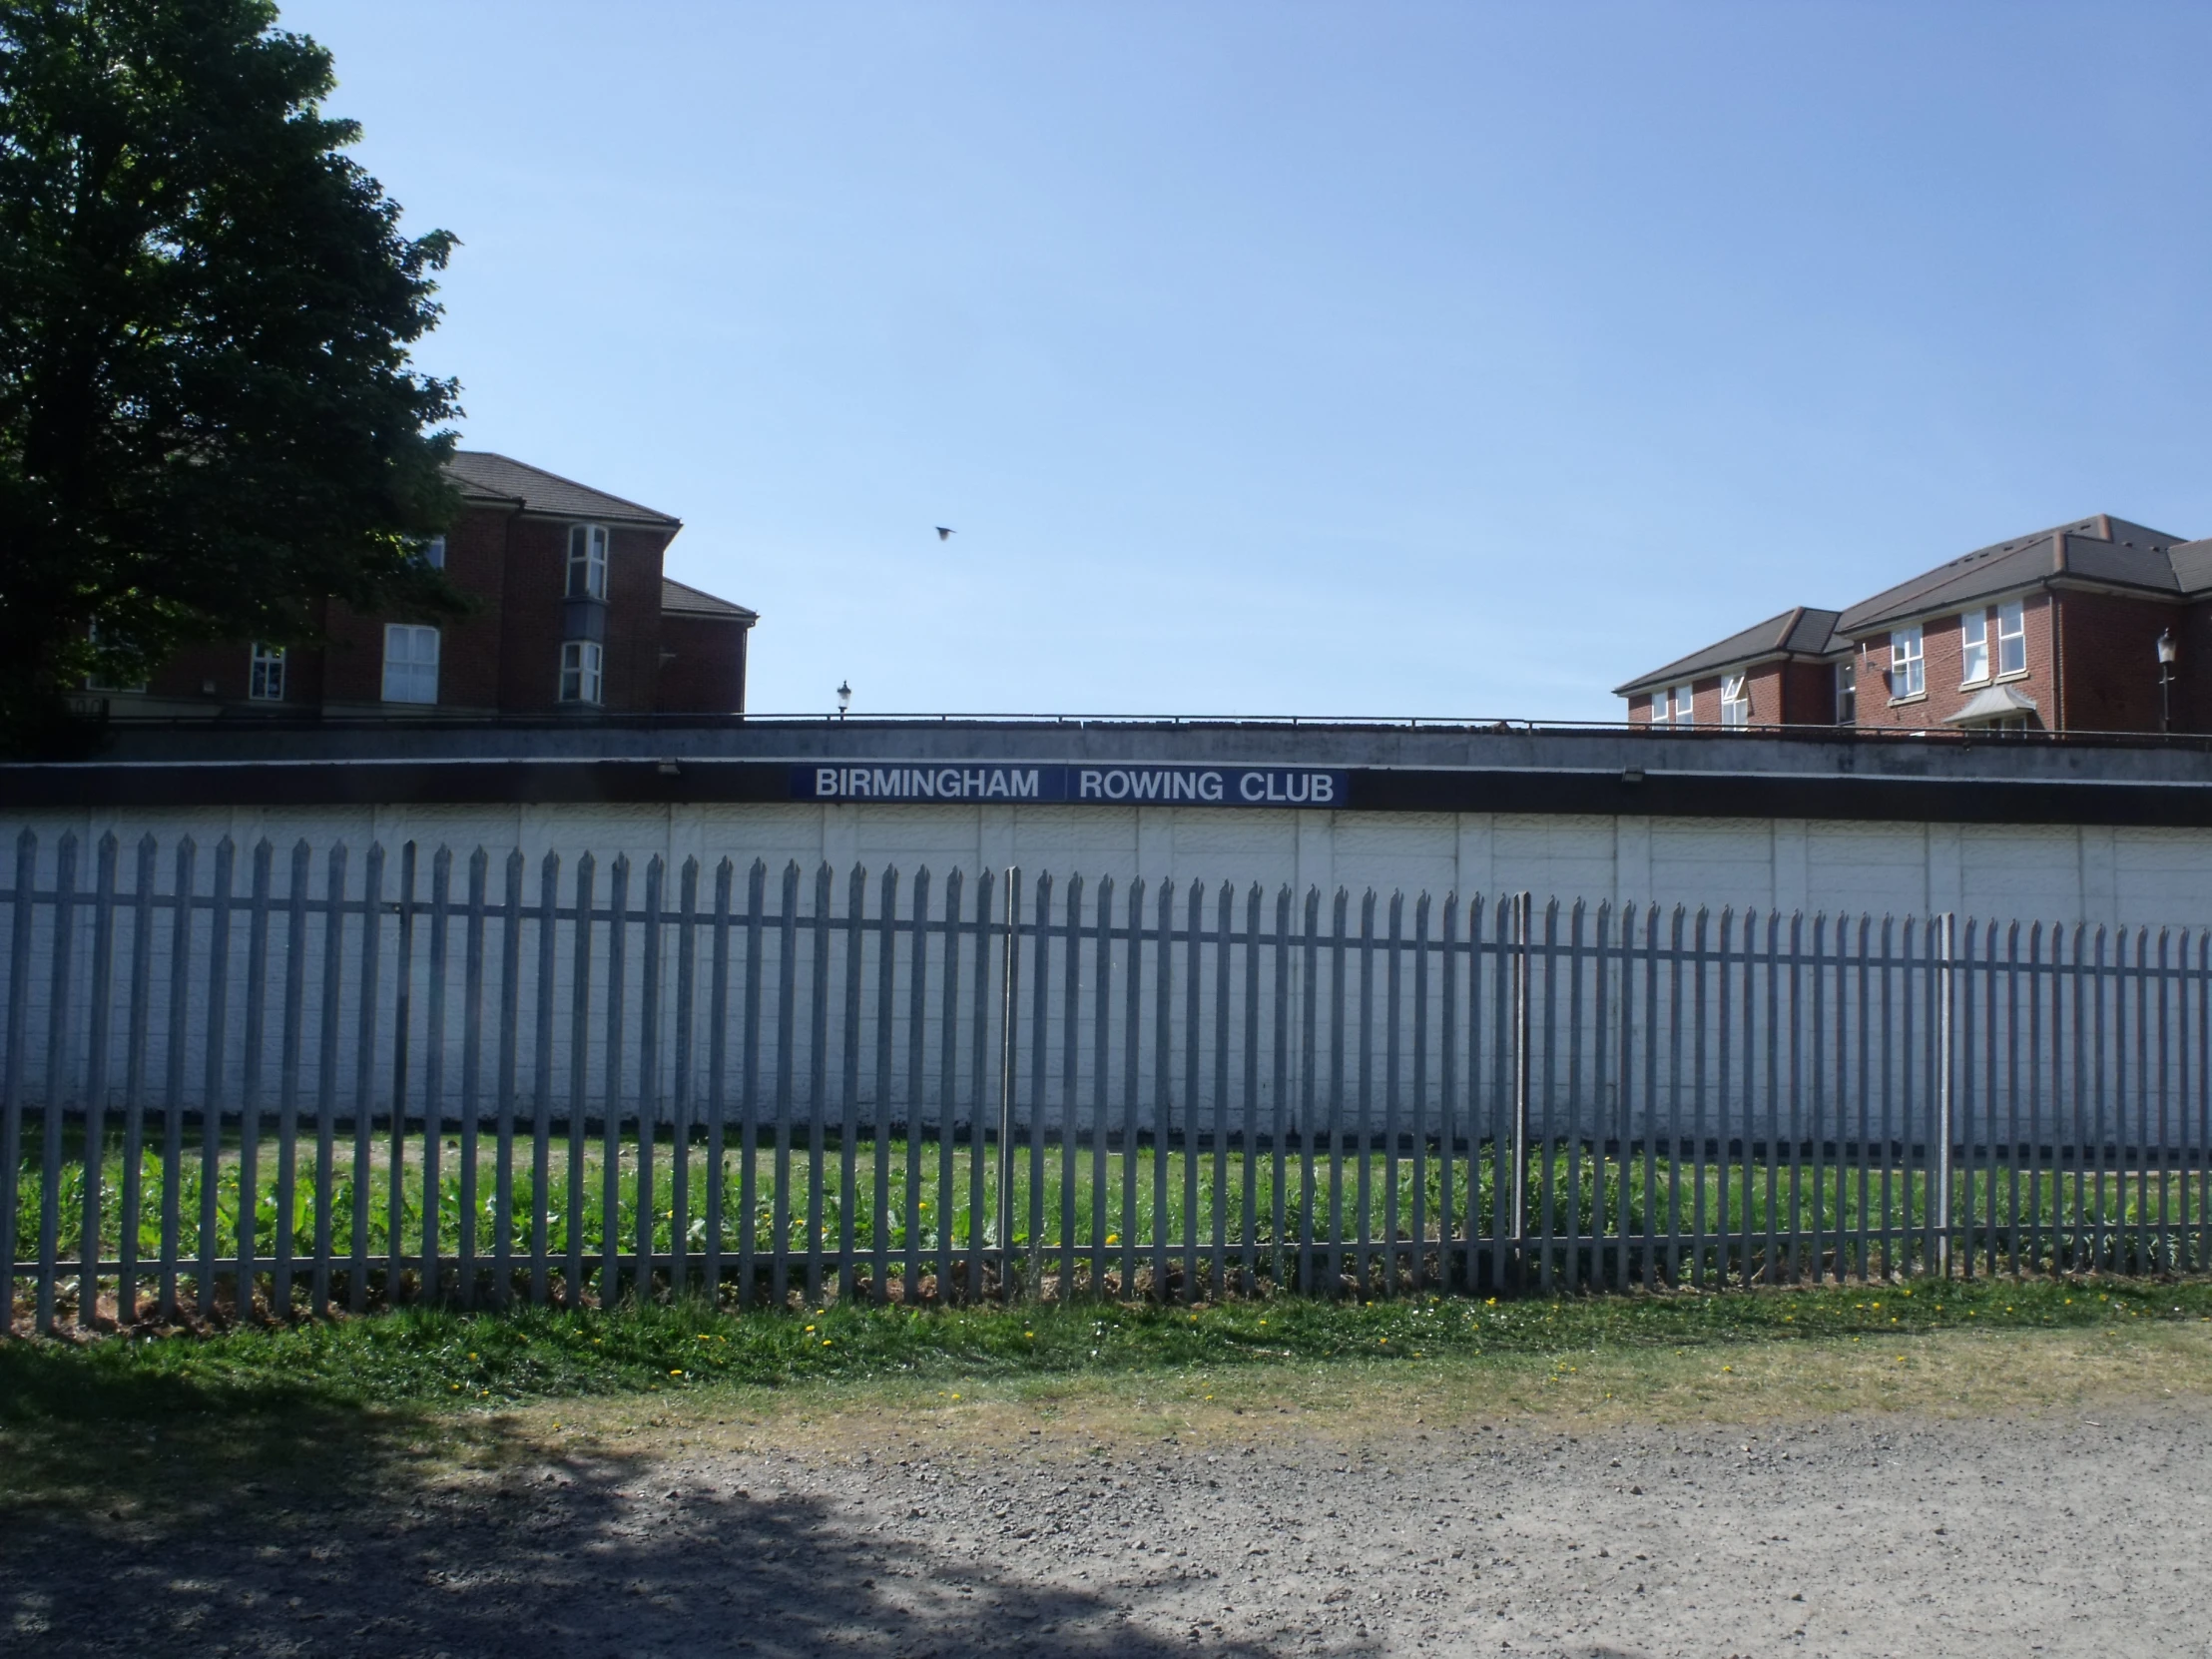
[{"x1": 0, "y1": 1344, "x2": 1272, "y2": 1658}]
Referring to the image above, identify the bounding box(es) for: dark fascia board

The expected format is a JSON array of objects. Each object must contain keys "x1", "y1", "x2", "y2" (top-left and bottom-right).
[{"x1": 10, "y1": 756, "x2": 2212, "y2": 828}]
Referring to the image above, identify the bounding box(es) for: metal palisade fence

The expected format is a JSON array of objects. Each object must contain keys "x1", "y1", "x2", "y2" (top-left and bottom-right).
[{"x1": 4, "y1": 829, "x2": 2210, "y2": 1333}]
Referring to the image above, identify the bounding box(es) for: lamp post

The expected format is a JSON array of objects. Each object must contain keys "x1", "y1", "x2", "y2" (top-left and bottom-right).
[
  {"x1": 835, "y1": 679, "x2": 852, "y2": 720},
  {"x1": 2157, "y1": 630, "x2": 2177, "y2": 735}
]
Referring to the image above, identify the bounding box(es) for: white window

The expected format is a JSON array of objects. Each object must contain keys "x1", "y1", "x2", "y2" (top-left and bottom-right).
[
  {"x1": 1720, "y1": 673, "x2": 1750, "y2": 727},
  {"x1": 1648, "y1": 691, "x2": 1671, "y2": 725},
  {"x1": 1958, "y1": 610, "x2": 1989, "y2": 685},
  {"x1": 419, "y1": 535, "x2": 446, "y2": 570},
  {"x1": 249, "y1": 643, "x2": 285, "y2": 701},
  {"x1": 83, "y1": 624, "x2": 148, "y2": 693},
  {"x1": 559, "y1": 640, "x2": 604, "y2": 705},
  {"x1": 1996, "y1": 599, "x2": 2025, "y2": 677},
  {"x1": 1835, "y1": 659, "x2": 1856, "y2": 724},
  {"x1": 381, "y1": 624, "x2": 439, "y2": 704},
  {"x1": 1890, "y1": 625, "x2": 1925, "y2": 699},
  {"x1": 567, "y1": 523, "x2": 609, "y2": 600},
  {"x1": 1671, "y1": 684, "x2": 1694, "y2": 726}
]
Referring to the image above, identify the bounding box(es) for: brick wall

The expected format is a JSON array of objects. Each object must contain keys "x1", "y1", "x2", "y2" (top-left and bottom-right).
[
  {"x1": 2055, "y1": 589, "x2": 2184, "y2": 734},
  {"x1": 657, "y1": 614, "x2": 750, "y2": 714},
  {"x1": 1777, "y1": 660, "x2": 1835, "y2": 724},
  {"x1": 495, "y1": 518, "x2": 675, "y2": 713},
  {"x1": 1850, "y1": 592, "x2": 2059, "y2": 732}
]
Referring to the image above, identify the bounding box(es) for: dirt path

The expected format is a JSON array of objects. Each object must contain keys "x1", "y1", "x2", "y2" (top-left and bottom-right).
[{"x1": 9, "y1": 1383, "x2": 2207, "y2": 1659}]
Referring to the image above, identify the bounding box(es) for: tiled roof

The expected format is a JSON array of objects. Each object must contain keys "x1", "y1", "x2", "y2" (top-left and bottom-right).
[
  {"x1": 1619, "y1": 514, "x2": 2198, "y2": 698},
  {"x1": 1614, "y1": 607, "x2": 1842, "y2": 697},
  {"x1": 661, "y1": 577, "x2": 757, "y2": 621},
  {"x1": 1836, "y1": 515, "x2": 2187, "y2": 633},
  {"x1": 444, "y1": 451, "x2": 681, "y2": 528}
]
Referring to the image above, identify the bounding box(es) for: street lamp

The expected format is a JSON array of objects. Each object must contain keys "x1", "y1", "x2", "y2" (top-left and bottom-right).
[
  {"x1": 2157, "y1": 630, "x2": 2177, "y2": 735},
  {"x1": 835, "y1": 679, "x2": 852, "y2": 719}
]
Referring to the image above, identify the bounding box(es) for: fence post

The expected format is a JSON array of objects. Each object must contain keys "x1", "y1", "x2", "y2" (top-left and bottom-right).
[
  {"x1": 1511, "y1": 890, "x2": 1532, "y2": 1286},
  {"x1": 996, "y1": 866, "x2": 1021, "y2": 1298},
  {"x1": 1936, "y1": 910, "x2": 1956, "y2": 1277}
]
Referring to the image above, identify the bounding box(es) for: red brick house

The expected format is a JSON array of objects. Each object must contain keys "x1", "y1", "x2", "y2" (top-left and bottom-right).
[
  {"x1": 114, "y1": 452, "x2": 756, "y2": 719},
  {"x1": 1616, "y1": 514, "x2": 2208, "y2": 735}
]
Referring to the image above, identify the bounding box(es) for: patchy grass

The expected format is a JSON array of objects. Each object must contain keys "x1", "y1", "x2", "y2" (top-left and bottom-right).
[
  {"x1": 8, "y1": 1276, "x2": 2212, "y2": 1515},
  {"x1": 7, "y1": 1274, "x2": 2211, "y2": 1406}
]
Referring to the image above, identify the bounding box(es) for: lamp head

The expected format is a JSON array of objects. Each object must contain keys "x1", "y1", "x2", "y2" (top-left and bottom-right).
[
  {"x1": 2158, "y1": 629, "x2": 2179, "y2": 667},
  {"x1": 835, "y1": 679, "x2": 852, "y2": 714}
]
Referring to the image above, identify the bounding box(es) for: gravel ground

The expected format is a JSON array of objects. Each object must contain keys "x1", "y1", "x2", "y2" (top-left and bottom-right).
[{"x1": 9, "y1": 1398, "x2": 2208, "y2": 1658}]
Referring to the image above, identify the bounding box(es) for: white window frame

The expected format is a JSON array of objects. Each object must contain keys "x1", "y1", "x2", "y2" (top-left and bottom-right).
[
  {"x1": 1835, "y1": 659, "x2": 1856, "y2": 724},
  {"x1": 1958, "y1": 610, "x2": 1989, "y2": 686},
  {"x1": 1670, "y1": 684, "x2": 1694, "y2": 726},
  {"x1": 559, "y1": 640, "x2": 604, "y2": 705},
  {"x1": 249, "y1": 642, "x2": 286, "y2": 702},
  {"x1": 1648, "y1": 691, "x2": 1671, "y2": 726},
  {"x1": 381, "y1": 624, "x2": 439, "y2": 705},
  {"x1": 1890, "y1": 625, "x2": 1925, "y2": 700},
  {"x1": 567, "y1": 523, "x2": 609, "y2": 600},
  {"x1": 1996, "y1": 599, "x2": 2026, "y2": 677},
  {"x1": 419, "y1": 535, "x2": 446, "y2": 570},
  {"x1": 1720, "y1": 673, "x2": 1750, "y2": 728},
  {"x1": 83, "y1": 623, "x2": 148, "y2": 693}
]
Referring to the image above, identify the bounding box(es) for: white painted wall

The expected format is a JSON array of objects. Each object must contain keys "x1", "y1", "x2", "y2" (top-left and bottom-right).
[{"x1": 13, "y1": 803, "x2": 2212, "y2": 928}]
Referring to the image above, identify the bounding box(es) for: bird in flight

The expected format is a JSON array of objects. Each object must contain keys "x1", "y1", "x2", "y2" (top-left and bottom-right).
[{"x1": 935, "y1": 526, "x2": 954, "y2": 541}]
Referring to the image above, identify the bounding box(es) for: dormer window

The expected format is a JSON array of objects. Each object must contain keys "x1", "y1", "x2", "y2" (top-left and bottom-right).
[{"x1": 567, "y1": 524, "x2": 608, "y2": 599}]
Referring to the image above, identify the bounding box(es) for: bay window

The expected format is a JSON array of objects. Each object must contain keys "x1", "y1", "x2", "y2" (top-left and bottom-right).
[
  {"x1": 559, "y1": 640, "x2": 604, "y2": 705},
  {"x1": 567, "y1": 524, "x2": 609, "y2": 599}
]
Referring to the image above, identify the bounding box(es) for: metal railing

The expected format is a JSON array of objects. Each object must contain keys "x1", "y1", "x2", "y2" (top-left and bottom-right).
[{"x1": 5, "y1": 829, "x2": 2209, "y2": 1331}]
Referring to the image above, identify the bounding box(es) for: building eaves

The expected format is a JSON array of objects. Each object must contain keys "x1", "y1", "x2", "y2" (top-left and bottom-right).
[
  {"x1": 660, "y1": 576, "x2": 758, "y2": 621},
  {"x1": 1614, "y1": 607, "x2": 1841, "y2": 698},
  {"x1": 444, "y1": 451, "x2": 682, "y2": 529}
]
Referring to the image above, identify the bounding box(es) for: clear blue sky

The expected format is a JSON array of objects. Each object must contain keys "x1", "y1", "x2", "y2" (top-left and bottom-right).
[{"x1": 284, "y1": 1, "x2": 2212, "y2": 720}]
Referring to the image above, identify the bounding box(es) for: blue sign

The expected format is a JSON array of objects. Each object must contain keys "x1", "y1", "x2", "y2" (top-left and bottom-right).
[{"x1": 793, "y1": 764, "x2": 1349, "y2": 808}]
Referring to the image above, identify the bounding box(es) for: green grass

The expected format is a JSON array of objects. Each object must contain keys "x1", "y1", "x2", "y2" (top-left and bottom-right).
[
  {"x1": 7, "y1": 1274, "x2": 2209, "y2": 1413},
  {"x1": 19, "y1": 1125, "x2": 2208, "y2": 1315}
]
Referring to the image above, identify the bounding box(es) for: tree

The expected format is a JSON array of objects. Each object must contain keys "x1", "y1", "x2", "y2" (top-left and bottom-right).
[{"x1": 0, "y1": 0, "x2": 465, "y2": 753}]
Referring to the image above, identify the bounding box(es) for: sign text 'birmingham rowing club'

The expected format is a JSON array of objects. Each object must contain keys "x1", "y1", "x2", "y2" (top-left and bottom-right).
[{"x1": 794, "y1": 765, "x2": 1349, "y2": 808}]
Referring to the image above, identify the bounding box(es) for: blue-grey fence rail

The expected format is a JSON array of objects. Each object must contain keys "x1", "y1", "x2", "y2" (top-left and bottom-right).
[{"x1": 4, "y1": 829, "x2": 2209, "y2": 1332}]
